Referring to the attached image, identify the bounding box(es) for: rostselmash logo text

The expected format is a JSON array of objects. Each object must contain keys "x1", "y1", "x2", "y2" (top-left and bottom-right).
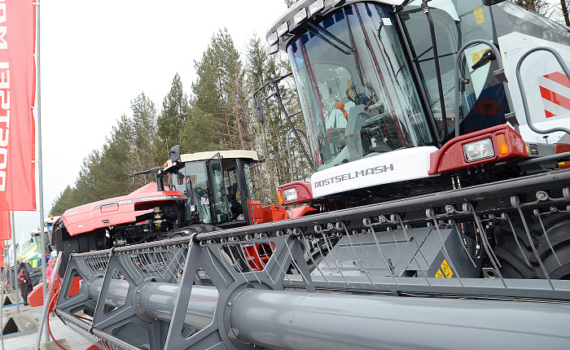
[{"x1": 313, "y1": 164, "x2": 395, "y2": 188}]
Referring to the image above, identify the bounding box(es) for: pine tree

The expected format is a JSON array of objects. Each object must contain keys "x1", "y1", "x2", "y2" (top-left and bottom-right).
[
  {"x1": 155, "y1": 73, "x2": 189, "y2": 161},
  {"x1": 50, "y1": 186, "x2": 75, "y2": 216},
  {"x1": 129, "y1": 93, "x2": 158, "y2": 184},
  {"x1": 179, "y1": 107, "x2": 221, "y2": 153},
  {"x1": 192, "y1": 29, "x2": 251, "y2": 151}
]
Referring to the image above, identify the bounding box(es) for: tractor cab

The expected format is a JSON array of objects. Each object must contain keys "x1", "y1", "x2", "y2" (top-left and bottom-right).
[
  {"x1": 163, "y1": 149, "x2": 260, "y2": 229},
  {"x1": 269, "y1": 1, "x2": 510, "y2": 171}
]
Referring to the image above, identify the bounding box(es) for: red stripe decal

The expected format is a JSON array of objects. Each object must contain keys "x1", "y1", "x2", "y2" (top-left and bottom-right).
[
  {"x1": 544, "y1": 110, "x2": 556, "y2": 118},
  {"x1": 540, "y1": 86, "x2": 570, "y2": 110},
  {"x1": 543, "y1": 72, "x2": 570, "y2": 89}
]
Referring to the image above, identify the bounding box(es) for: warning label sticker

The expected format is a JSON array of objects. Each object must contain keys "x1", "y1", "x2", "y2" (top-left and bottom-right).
[
  {"x1": 474, "y1": 7, "x2": 485, "y2": 25},
  {"x1": 435, "y1": 259, "x2": 454, "y2": 278},
  {"x1": 441, "y1": 259, "x2": 453, "y2": 278}
]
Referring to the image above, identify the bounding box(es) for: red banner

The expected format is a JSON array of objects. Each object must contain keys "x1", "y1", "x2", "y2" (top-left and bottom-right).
[
  {"x1": 0, "y1": 211, "x2": 10, "y2": 240},
  {"x1": 0, "y1": 0, "x2": 37, "y2": 211}
]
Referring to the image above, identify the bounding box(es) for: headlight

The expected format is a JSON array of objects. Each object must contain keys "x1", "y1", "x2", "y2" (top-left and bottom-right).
[
  {"x1": 277, "y1": 22, "x2": 289, "y2": 37},
  {"x1": 309, "y1": 0, "x2": 324, "y2": 16},
  {"x1": 294, "y1": 8, "x2": 307, "y2": 25},
  {"x1": 463, "y1": 138, "x2": 494, "y2": 162},
  {"x1": 283, "y1": 188, "x2": 298, "y2": 202},
  {"x1": 267, "y1": 32, "x2": 278, "y2": 46}
]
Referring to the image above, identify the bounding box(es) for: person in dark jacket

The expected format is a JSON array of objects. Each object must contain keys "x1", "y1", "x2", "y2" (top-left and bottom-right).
[{"x1": 17, "y1": 262, "x2": 33, "y2": 306}]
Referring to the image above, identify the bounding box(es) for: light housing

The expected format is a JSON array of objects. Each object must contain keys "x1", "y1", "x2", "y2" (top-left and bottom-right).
[
  {"x1": 267, "y1": 32, "x2": 278, "y2": 46},
  {"x1": 277, "y1": 22, "x2": 289, "y2": 37},
  {"x1": 308, "y1": 0, "x2": 324, "y2": 16},
  {"x1": 277, "y1": 181, "x2": 314, "y2": 205},
  {"x1": 496, "y1": 134, "x2": 509, "y2": 155},
  {"x1": 283, "y1": 188, "x2": 298, "y2": 202},
  {"x1": 429, "y1": 124, "x2": 529, "y2": 175},
  {"x1": 463, "y1": 138, "x2": 494, "y2": 162},
  {"x1": 294, "y1": 8, "x2": 308, "y2": 25}
]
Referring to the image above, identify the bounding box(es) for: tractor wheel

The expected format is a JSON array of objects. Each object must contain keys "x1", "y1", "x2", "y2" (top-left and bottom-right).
[{"x1": 495, "y1": 212, "x2": 570, "y2": 280}]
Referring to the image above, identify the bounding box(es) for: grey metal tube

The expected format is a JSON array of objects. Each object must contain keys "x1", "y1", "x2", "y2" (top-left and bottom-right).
[
  {"x1": 88, "y1": 279, "x2": 218, "y2": 330},
  {"x1": 230, "y1": 290, "x2": 570, "y2": 350},
  {"x1": 138, "y1": 282, "x2": 217, "y2": 329},
  {"x1": 87, "y1": 280, "x2": 570, "y2": 350}
]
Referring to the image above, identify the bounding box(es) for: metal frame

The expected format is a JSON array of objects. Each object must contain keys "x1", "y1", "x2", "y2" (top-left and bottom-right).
[{"x1": 55, "y1": 169, "x2": 570, "y2": 350}]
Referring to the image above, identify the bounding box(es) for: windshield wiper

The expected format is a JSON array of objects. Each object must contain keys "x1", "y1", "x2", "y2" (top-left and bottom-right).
[{"x1": 305, "y1": 22, "x2": 354, "y2": 55}]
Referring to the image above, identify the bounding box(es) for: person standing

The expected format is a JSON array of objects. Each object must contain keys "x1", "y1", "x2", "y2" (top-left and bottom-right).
[
  {"x1": 17, "y1": 262, "x2": 33, "y2": 306},
  {"x1": 46, "y1": 259, "x2": 54, "y2": 281}
]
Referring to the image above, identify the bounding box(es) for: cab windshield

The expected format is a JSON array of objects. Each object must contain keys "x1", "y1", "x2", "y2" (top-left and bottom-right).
[
  {"x1": 169, "y1": 161, "x2": 212, "y2": 224},
  {"x1": 288, "y1": 3, "x2": 434, "y2": 170}
]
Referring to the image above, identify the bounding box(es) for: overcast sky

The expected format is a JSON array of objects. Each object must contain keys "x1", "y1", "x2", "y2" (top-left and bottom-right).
[{"x1": 13, "y1": 0, "x2": 288, "y2": 240}]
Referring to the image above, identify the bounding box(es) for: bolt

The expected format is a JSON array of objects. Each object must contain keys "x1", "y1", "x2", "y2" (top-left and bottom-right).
[
  {"x1": 550, "y1": 206, "x2": 558, "y2": 213},
  {"x1": 536, "y1": 191, "x2": 549, "y2": 201},
  {"x1": 445, "y1": 205, "x2": 455, "y2": 214}
]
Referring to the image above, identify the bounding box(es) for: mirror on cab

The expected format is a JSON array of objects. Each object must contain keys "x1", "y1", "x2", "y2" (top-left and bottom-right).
[{"x1": 169, "y1": 145, "x2": 181, "y2": 163}]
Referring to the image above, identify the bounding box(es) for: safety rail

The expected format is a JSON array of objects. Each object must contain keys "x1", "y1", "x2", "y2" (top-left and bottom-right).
[{"x1": 515, "y1": 46, "x2": 570, "y2": 136}]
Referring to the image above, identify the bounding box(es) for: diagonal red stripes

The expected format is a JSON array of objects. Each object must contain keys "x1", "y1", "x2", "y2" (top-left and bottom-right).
[
  {"x1": 543, "y1": 72, "x2": 570, "y2": 89},
  {"x1": 544, "y1": 110, "x2": 556, "y2": 118},
  {"x1": 540, "y1": 85, "x2": 570, "y2": 110}
]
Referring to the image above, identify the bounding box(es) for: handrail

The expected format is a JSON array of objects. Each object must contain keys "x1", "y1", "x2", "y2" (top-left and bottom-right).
[
  {"x1": 453, "y1": 39, "x2": 514, "y2": 138},
  {"x1": 515, "y1": 46, "x2": 570, "y2": 136}
]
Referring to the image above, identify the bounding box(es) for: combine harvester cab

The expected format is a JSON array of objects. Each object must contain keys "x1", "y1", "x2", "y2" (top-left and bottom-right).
[{"x1": 55, "y1": 1, "x2": 570, "y2": 350}]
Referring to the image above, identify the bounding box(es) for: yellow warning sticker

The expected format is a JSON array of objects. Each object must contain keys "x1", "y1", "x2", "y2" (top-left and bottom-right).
[
  {"x1": 471, "y1": 51, "x2": 481, "y2": 65},
  {"x1": 441, "y1": 259, "x2": 454, "y2": 278},
  {"x1": 474, "y1": 7, "x2": 485, "y2": 25},
  {"x1": 435, "y1": 269, "x2": 445, "y2": 278},
  {"x1": 472, "y1": 50, "x2": 490, "y2": 67}
]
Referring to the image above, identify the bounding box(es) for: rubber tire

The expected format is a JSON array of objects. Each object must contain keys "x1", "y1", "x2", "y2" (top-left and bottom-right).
[{"x1": 495, "y1": 212, "x2": 570, "y2": 280}]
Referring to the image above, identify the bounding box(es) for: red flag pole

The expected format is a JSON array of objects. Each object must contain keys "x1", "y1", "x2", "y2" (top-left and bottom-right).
[{"x1": 10, "y1": 211, "x2": 18, "y2": 314}]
